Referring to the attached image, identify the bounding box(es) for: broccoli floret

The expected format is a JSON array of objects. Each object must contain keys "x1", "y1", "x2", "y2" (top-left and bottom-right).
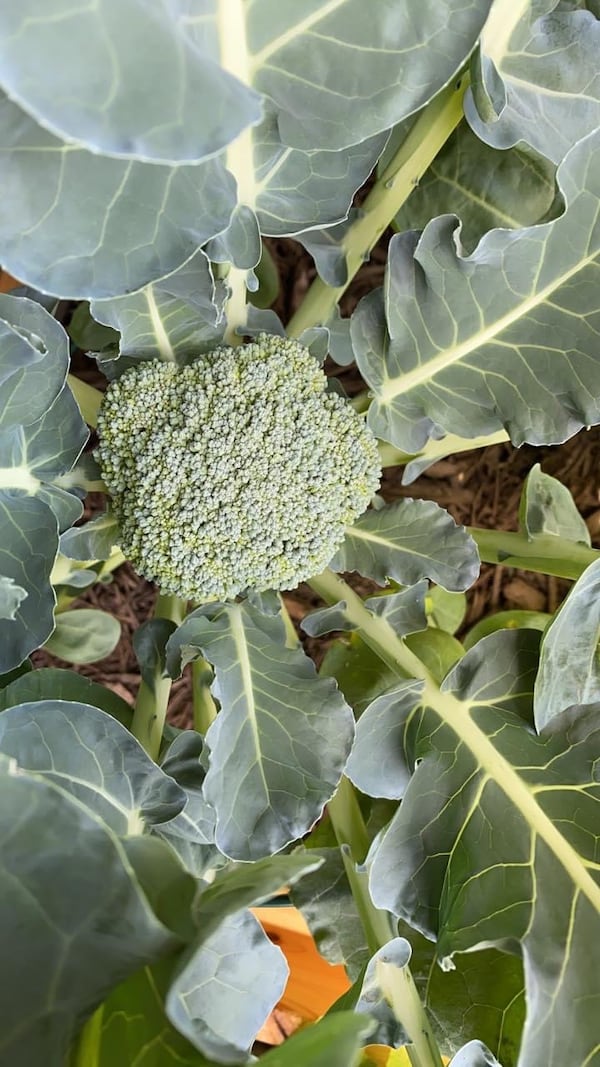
[{"x1": 95, "y1": 334, "x2": 381, "y2": 601}]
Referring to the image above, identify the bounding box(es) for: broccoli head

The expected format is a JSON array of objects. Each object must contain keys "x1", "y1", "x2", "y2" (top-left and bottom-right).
[{"x1": 95, "y1": 334, "x2": 381, "y2": 601}]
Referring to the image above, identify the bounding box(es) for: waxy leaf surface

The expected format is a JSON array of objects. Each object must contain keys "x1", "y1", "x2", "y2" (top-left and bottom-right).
[
  {"x1": 167, "y1": 600, "x2": 354, "y2": 859},
  {"x1": 353, "y1": 130, "x2": 600, "y2": 453}
]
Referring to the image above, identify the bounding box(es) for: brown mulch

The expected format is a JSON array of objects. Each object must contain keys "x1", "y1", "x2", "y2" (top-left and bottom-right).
[{"x1": 34, "y1": 236, "x2": 600, "y2": 720}]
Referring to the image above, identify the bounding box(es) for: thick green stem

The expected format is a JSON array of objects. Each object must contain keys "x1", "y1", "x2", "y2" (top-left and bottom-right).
[
  {"x1": 287, "y1": 74, "x2": 469, "y2": 339},
  {"x1": 218, "y1": 0, "x2": 253, "y2": 343},
  {"x1": 376, "y1": 955, "x2": 445, "y2": 1067},
  {"x1": 131, "y1": 593, "x2": 186, "y2": 760},
  {"x1": 328, "y1": 777, "x2": 396, "y2": 956},
  {"x1": 378, "y1": 428, "x2": 510, "y2": 470},
  {"x1": 192, "y1": 657, "x2": 218, "y2": 735},
  {"x1": 470, "y1": 528, "x2": 599, "y2": 581}
]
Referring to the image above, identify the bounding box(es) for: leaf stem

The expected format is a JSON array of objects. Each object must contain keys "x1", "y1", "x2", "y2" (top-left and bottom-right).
[
  {"x1": 328, "y1": 777, "x2": 396, "y2": 956},
  {"x1": 218, "y1": 0, "x2": 253, "y2": 344},
  {"x1": 470, "y1": 527, "x2": 599, "y2": 580},
  {"x1": 287, "y1": 74, "x2": 469, "y2": 338},
  {"x1": 131, "y1": 593, "x2": 186, "y2": 760},
  {"x1": 378, "y1": 428, "x2": 510, "y2": 470}
]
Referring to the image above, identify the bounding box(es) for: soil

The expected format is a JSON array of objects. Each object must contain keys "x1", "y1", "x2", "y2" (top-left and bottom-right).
[{"x1": 32, "y1": 233, "x2": 600, "y2": 721}]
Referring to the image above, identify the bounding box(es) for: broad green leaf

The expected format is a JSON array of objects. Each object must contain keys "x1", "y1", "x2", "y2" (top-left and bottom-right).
[
  {"x1": 68, "y1": 302, "x2": 119, "y2": 354},
  {"x1": 90, "y1": 250, "x2": 227, "y2": 364},
  {"x1": 0, "y1": 700, "x2": 185, "y2": 833},
  {"x1": 346, "y1": 680, "x2": 425, "y2": 799},
  {"x1": 301, "y1": 601, "x2": 358, "y2": 637},
  {"x1": 80, "y1": 960, "x2": 216, "y2": 1067},
  {"x1": 0, "y1": 292, "x2": 69, "y2": 428},
  {"x1": 121, "y1": 836, "x2": 198, "y2": 944},
  {"x1": 426, "y1": 586, "x2": 467, "y2": 635},
  {"x1": 353, "y1": 129, "x2": 600, "y2": 453},
  {"x1": 259, "y1": 1012, "x2": 374, "y2": 1067},
  {"x1": 0, "y1": 667, "x2": 133, "y2": 727},
  {"x1": 193, "y1": 853, "x2": 324, "y2": 936},
  {"x1": 45, "y1": 608, "x2": 121, "y2": 664},
  {"x1": 166, "y1": 909, "x2": 288, "y2": 1062},
  {"x1": 290, "y1": 847, "x2": 370, "y2": 981},
  {"x1": 0, "y1": 494, "x2": 58, "y2": 670},
  {"x1": 0, "y1": 383, "x2": 88, "y2": 530},
  {"x1": 359, "y1": 630, "x2": 599, "y2": 1067},
  {"x1": 466, "y1": 1, "x2": 600, "y2": 164},
  {"x1": 423, "y1": 951, "x2": 524, "y2": 1066},
  {"x1": 154, "y1": 732, "x2": 218, "y2": 874},
  {"x1": 297, "y1": 213, "x2": 356, "y2": 287},
  {"x1": 463, "y1": 611, "x2": 550, "y2": 651},
  {"x1": 60, "y1": 512, "x2": 120, "y2": 561},
  {"x1": 0, "y1": 759, "x2": 176, "y2": 1066},
  {"x1": 404, "y1": 629, "x2": 464, "y2": 685},
  {"x1": 166, "y1": 600, "x2": 354, "y2": 860},
  {"x1": 330, "y1": 500, "x2": 479, "y2": 592},
  {"x1": 247, "y1": 1, "x2": 491, "y2": 151},
  {"x1": 0, "y1": 93, "x2": 235, "y2": 299},
  {"x1": 534, "y1": 557, "x2": 600, "y2": 729},
  {"x1": 519, "y1": 463, "x2": 590, "y2": 543},
  {"x1": 0, "y1": 575, "x2": 26, "y2": 619},
  {"x1": 292, "y1": 844, "x2": 525, "y2": 1063},
  {"x1": 252, "y1": 116, "x2": 387, "y2": 237},
  {"x1": 207, "y1": 204, "x2": 262, "y2": 278},
  {"x1": 0, "y1": 1, "x2": 261, "y2": 164},
  {"x1": 393, "y1": 121, "x2": 558, "y2": 254},
  {"x1": 321, "y1": 632, "x2": 402, "y2": 716},
  {"x1": 364, "y1": 582, "x2": 429, "y2": 637}
]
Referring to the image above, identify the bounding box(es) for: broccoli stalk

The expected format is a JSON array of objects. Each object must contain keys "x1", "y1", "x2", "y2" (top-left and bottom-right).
[{"x1": 95, "y1": 334, "x2": 381, "y2": 601}]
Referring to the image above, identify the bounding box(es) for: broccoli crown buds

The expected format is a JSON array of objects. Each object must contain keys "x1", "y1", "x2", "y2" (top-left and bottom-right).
[{"x1": 95, "y1": 334, "x2": 381, "y2": 601}]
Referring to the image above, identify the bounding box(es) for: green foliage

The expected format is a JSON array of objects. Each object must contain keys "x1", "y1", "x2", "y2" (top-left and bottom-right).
[
  {"x1": 0, "y1": 2, "x2": 599, "y2": 1065},
  {"x1": 96, "y1": 334, "x2": 380, "y2": 601}
]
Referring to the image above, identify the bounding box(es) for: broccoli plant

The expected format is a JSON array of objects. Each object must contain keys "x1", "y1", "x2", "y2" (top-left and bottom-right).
[{"x1": 0, "y1": 2, "x2": 599, "y2": 1066}]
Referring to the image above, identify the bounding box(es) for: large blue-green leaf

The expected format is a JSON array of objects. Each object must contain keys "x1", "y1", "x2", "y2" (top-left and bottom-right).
[
  {"x1": 60, "y1": 513, "x2": 121, "y2": 562},
  {"x1": 466, "y1": 1, "x2": 600, "y2": 164},
  {"x1": 79, "y1": 959, "x2": 216, "y2": 1067},
  {"x1": 330, "y1": 501, "x2": 479, "y2": 592},
  {"x1": 44, "y1": 608, "x2": 121, "y2": 665},
  {"x1": 290, "y1": 846, "x2": 370, "y2": 981},
  {"x1": 0, "y1": 700, "x2": 185, "y2": 833},
  {"x1": 353, "y1": 630, "x2": 600, "y2": 1067},
  {"x1": 518, "y1": 463, "x2": 590, "y2": 543},
  {"x1": 246, "y1": 0, "x2": 491, "y2": 151},
  {"x1": 252, "y1": 111, "x2": 387, "y2": 237},
  {"x1": 90, "y1": 250, "x2": 227, "y2": 364},
  {"x1": 193, "y1": 853, "x2": 323, "y2": 933},
  {"x1": 154, "y1": 732, "x2": 218, "y2": 876},
  {"x1": 0, "y1": 494, "x2": 58, "y2": 670},
  {"x1": 166, "y1": 599, "x2": 354, "y2": 860},
  {"x1": 0, "y1": 667, "x2": 132, "y2": 727},
  {"x1": 392, "y1": 120, "x2": 558, "y2": 254},
  {"x1": 260, "y1": 1013, "x2": 375, "y2": 1067},
  {"x1": 0, "y1": 757, "x2": 177, "y2": 1066},
  {"x1": 0, "y1": 94, "x2": 235, "y2": 299},
  {"x1": 353, "y1": 129, "x2": 600, "y2": 453},
  {"x1": 167, "y1": 909, "x2": 287, "y2": 1062},
  {"x1": 0, "y1": 293, "x2": 69, "y2": 428},
  {"x1": 534, "y1": 557, "x2": 600, "y2": 729},
  {"x1": 0, "y1": 1, "x2": 262, "y2": 164}
]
